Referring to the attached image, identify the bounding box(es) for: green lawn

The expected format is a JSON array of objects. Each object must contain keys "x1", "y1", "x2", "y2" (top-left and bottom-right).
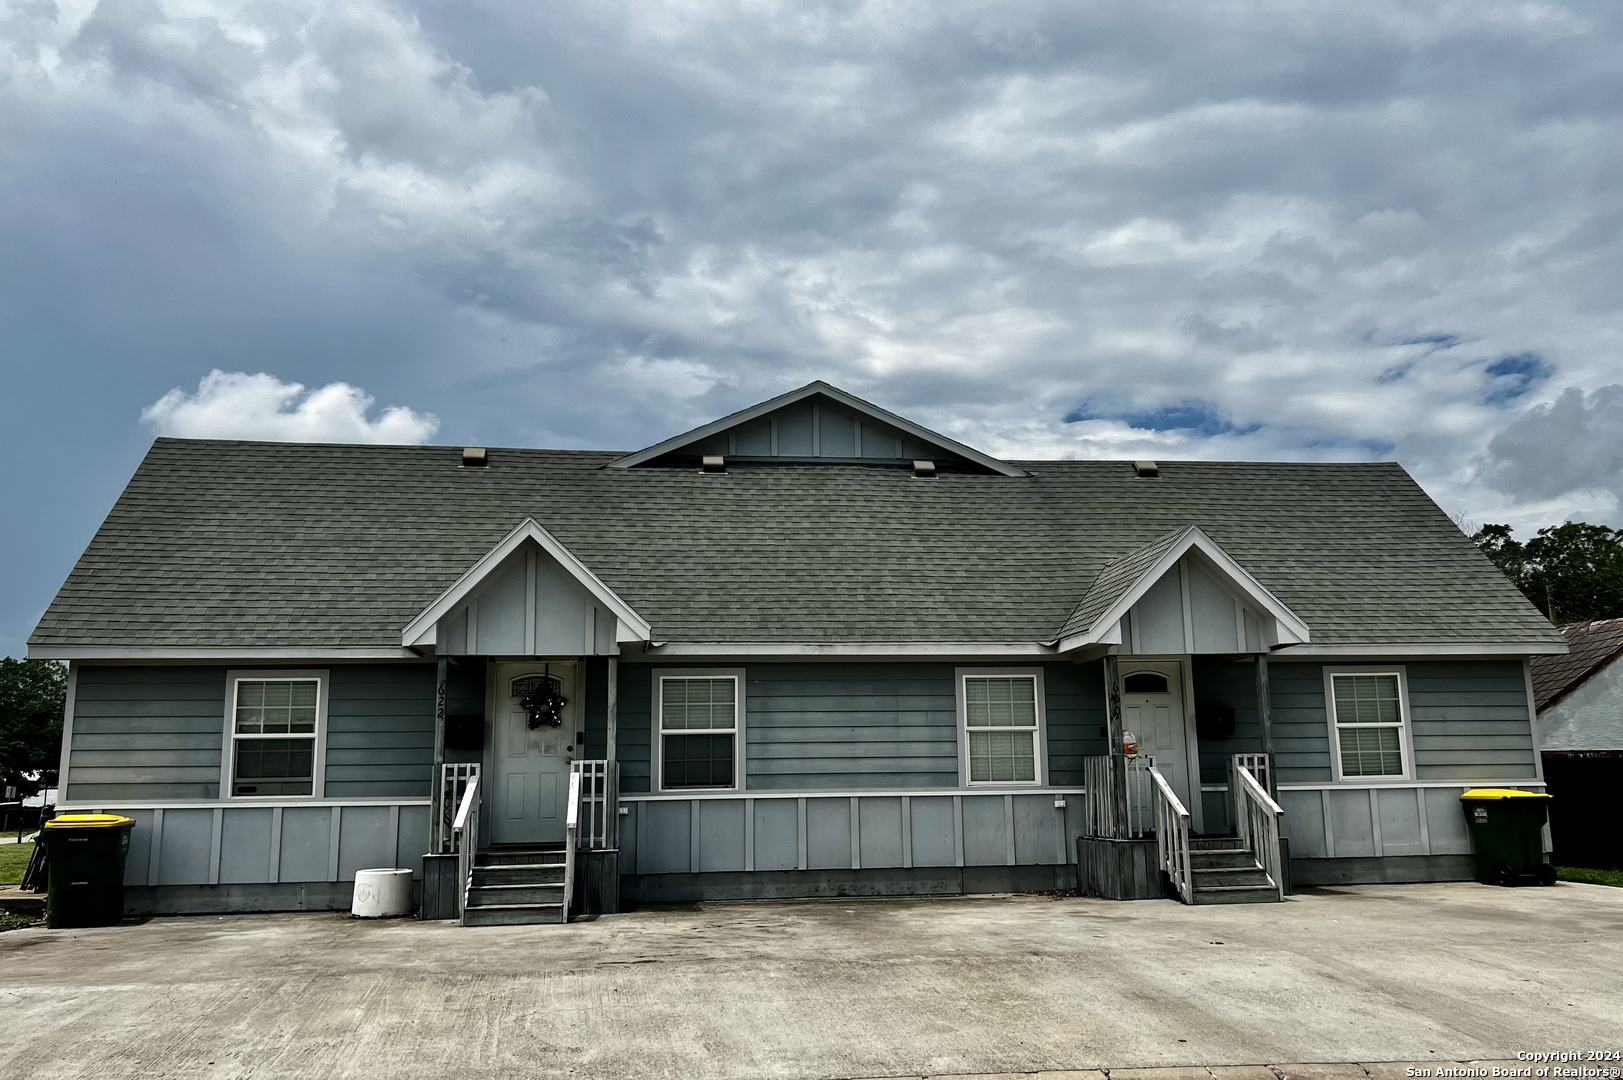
[
  {"x1": 1557, "y1": 866, "x2": 1623, "y2": 888},
  {"x1": 0, "y1": 842, "x2": 35, "y2": 887}
]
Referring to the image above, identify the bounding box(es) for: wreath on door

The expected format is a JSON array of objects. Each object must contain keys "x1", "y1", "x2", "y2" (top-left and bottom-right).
[{"x1": 512, "y1": 673, "x2": 568, "y2": 729}]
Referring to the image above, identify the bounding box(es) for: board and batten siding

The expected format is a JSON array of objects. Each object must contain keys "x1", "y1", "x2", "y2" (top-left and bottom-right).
[
  {"x1": 1269, "y1": 660, "x2": 1538, "y2": 784},
  {"x1": 615, "y1": 661, "x2": 1104, "y2": 794},
  {"x1": 67, "y1": 664, "x2": 440, "y2": 802}
]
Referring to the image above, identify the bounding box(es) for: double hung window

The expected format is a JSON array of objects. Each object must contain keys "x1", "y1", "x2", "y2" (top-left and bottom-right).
[
  {"x1": 1327, "y1": 670, "x2": 1410, "y2": 780},
  {"x1": 657, "y1": 674, "x2": 741, "y2": 791},
  {"x1": 961, "y1": 672, "x2": 1044, "y2": 784},
  {"x1": 228, "y1": 673, "x2": 325, "y2": 797}
]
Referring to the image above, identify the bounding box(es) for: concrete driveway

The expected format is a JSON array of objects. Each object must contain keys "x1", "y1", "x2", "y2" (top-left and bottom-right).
[{"x1": 0, "y1": 883, "x2": 1618, "y2": 1080}]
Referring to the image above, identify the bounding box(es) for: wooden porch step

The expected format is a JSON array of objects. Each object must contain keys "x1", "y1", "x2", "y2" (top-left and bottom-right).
[
  {"x1": 1192, "y1": 865, "x2": 1273, "y2": 889},
  {"x1": 478, "y1": 849, "x2": 567, "y2": 868},
  {"x1": 462, "y1": 902, "x2": 566, "y2": 927},
  {"x1": 471, "y1": 863, "x2": 566, "y2": 886},
  {"x1": 466, "y1": 882, "x2": 565, "y2": 907},
  {"x1": 1188, "y1": 848, "x2": 1258, "y2": 870},
  {"x1": 1193, "y1": 882, "x2": 1281, "y2": 905}
]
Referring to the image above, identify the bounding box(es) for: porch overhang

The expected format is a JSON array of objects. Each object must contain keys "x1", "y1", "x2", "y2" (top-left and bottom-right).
[
  {"x1": 1055, "y1": 525, "x2": 1310, "y2": 654},
  {"x1": 402, "y1": 518, "x2": 652, "y2": 650}
]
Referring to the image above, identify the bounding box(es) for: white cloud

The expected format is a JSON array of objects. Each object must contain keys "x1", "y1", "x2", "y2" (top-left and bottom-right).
[{"x1": 141, "y1": 370, "x2": 439, "y2": 444}]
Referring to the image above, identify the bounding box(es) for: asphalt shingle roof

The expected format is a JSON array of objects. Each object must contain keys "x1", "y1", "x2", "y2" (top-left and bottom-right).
[
  {"x1": 1530, "y1": 618, "x2": 1623, "y2": 711},
  {"x1": 30, "y1": 439, "x2": 1565, "y2": 650},
  {"x1": 1056, "y1": 526, "x2": 1193, "y2": 641}
]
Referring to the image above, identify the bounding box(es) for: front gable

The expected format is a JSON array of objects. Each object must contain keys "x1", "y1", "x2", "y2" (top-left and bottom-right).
[
  {"x1": 1057, "y1": 525, "x2": 1310, "y2": 653},
  {"x1": 610, "y1": 381, "x2": 1026, "y2": 475},
  {"x1": 402, "y1": 519, "x2": 651, "y2": 654}
]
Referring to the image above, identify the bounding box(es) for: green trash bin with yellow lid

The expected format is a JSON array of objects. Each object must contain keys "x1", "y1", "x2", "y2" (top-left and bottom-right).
[
  {"x1": 42, "y1": 814, "x2": 136, "y2": 928},
  {"x1": 1459, "y1": 789, "x2": 1555, "y2": 887}
]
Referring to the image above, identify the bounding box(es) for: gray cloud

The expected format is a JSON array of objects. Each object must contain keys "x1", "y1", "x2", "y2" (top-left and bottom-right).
[
  {"x1": 6, "y1": 0, "x2": 1623, "y2": 653},
  {"x1": 1479, "y1": 385, "x2": 1623, "y2": 514}
]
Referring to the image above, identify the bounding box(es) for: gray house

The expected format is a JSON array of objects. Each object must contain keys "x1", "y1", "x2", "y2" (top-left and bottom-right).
[
  {"x1": 1530, "y1": 619, "x2": 1623, "y2": 868},
  {"x1": 30, "y1": 382, "x2": 1564, "y2": 922}
]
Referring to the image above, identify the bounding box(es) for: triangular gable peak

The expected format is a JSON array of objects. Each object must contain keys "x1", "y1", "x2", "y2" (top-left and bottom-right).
[
  {"x1": 609, "y1": 381, "x2": 1027, "y2": 476},
  {"x1": 1056, "y1": 525, "x2": 1309, "y2": 654},
  {"x1": 402, "y1": 519, "x2": 651, "y2": 654}
]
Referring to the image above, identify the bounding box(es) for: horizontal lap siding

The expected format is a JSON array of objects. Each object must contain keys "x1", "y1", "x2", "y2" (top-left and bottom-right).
[
  {"x1": 618, "y1": 661, "x2": 1096, "y2": 793},
  {"x1": 1193, "y1": 658, "x2": 1263, "y2": 785},
  {"x1": 1269, "y1": 663, "x2": 1332, "y2": 783},
  {"x1": 69, "y1": 666, "x2": 227, "y2": 801},
  {"x1": 324, "y1": 665, "x2": 437, "y2": 797},
  {"x1": 744, "y1": 664, "x2": 958, "y2": 790},
  {"x1": 1044, "y1": 662, "x2": 1105, "y2": 786},
  {"x1": 1407, "y1": 661, "x2": 1536, "y2": 779},
  {"x1": 1268, "y1": 660, "x2": 1537, "y2": 783}
]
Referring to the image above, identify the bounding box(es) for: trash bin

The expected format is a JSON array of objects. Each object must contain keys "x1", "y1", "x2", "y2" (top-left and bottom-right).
[
  {"x1": 1460, "y1": 789, "x2": 1555, "y2": 886},
  {"x1": 42, "y1": 814, "x2": 135, "y2": 928}
]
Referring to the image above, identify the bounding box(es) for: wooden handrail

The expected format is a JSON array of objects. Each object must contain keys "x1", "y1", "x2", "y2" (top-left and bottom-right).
[
  {"x1": 562, "y1": 767, "x2": 581, "y2": 923},
  {"x1": 1233, "y1": 760, "x2": 1285, "y2": 901},
  {"x1": 1147, "y1": 764, "x2": 1194, "y2": 904},
  {"x1": 451, "y1": 775, "x2": 480, "y2": 926}
]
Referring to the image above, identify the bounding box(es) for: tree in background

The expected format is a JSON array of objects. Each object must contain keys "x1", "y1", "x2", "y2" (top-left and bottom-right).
[
  {"x1": 1472, "y1": 522, "x2": 1623, "y2": 624},
  {"x1": 0, "y1": 658, "x2": 65, "y2": 797}
]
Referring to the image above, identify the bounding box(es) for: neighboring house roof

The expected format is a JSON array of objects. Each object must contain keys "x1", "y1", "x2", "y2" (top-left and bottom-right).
[
  {"x1": 1530, "y1": 618, "x2": 1623, "y2": 712},
  {"x1": 30, "y1": 436, "x2": 1565, "y2": 653}
]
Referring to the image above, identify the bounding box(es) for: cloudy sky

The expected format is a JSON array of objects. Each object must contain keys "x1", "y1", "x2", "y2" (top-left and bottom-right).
[{"x1": 4, "y1": 0, "x2": 1623, "y2": 657}]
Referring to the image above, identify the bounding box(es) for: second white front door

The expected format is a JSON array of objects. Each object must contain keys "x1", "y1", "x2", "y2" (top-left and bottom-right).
[
  {"x1": 1119, "y1": 661, "x2": 1198, "y2": 827},
  {"x1": 489, "y1": 662, "x2": 578, "y2": 845}
]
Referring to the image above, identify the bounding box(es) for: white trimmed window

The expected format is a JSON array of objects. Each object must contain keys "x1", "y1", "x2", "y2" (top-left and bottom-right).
[
  {"x1": 226, "y1": 671, "x2": 327, "y2": 798},
  {"x1": 656, "y1": 673, "x2": 742, "y2": 791},
  {"x1": 1327, "y1": 669, "x2": 1410, "y2": 780},
  {"x1": 959, "y1": 671, "x2": 1045, "y2": 785}
]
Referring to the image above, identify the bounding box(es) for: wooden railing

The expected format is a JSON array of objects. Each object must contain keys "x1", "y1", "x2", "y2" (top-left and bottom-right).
[
  {"x1": 570, "y1": 759, "x2": 617, "y2": 849},
  {"x1": 1233, "y1": 760, "x2": 1285, "y2": 901},
  {"x1": 452, "y1": 774, "x2": 481, "y2": 926},
  {"x1": 563, "y1": 768, "x2": 581, "y2": 923},
  {"x1": 1148, "y1": 764, "x2": 1194, "y2": 904},
  {"x1": 433, "y1": 763, "x2": 480, "y2": 855},
  {"x1": 1082, "y1": 755, "x2": 1157, "y2": 838},
  {"x1": 1229, "y1": 753, "x2": 1273, "y2": 802}
]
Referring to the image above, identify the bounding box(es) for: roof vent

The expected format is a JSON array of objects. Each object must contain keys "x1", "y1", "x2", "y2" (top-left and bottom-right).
[
  {"x1": 701, "y1": 454, "x2": 726, "y2": 474},
  {"x1": 461, "y1": 447, "x2": 488, "y2": 468},
  {"x1": 1133, "y1": 460, "x2": 1159, "y2": 478},
  {"x1": 912, "y1": 459, "x2": 937, "y2": 479}
]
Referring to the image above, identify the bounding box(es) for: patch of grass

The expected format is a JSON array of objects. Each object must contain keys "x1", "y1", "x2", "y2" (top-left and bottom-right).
[
  {"x1": 1557, "y1": 866, "x2": 1623, "y2": 888},
  {"x1": 0, "y1": 842, "x2": 35, "y2": 887},
  {"x1": 0, "y1": 911, "x2": 41, "y2": 933}
]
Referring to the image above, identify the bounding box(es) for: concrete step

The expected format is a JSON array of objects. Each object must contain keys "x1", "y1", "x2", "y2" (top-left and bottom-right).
[
  {"x1": 466, "y1": 883, "x2": 566, "y2": 907},
  {"x1": 1188, "y1": 848, "x2": 1257, "y2": 869},
  {"x1": 471, "y1": 863, "x2": 566, "y2": 886},
  {"x1": 1193, "y1": 883, "x2": 1281, "y2": 905},
  {"x1": 462, "y1": 902, "x2": 566, "y2": 927},
  {"x1": 1192, "y1": 865, "x2": 1273, "y2": 888}
]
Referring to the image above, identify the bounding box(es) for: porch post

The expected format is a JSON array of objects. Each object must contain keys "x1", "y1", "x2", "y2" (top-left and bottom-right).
[
  {"x1": 1256, "y1": 653, "x2": 1273, "y2": 758},
  {"x1": 605, "y1": 656, "x2": 618, "y2": 765},
  {"x1": 1103, "y1": 653, "x2": 1129, "y2": 837},
  {"x1": 431, "y1": 655, "x2": 448, "y2": 848}
]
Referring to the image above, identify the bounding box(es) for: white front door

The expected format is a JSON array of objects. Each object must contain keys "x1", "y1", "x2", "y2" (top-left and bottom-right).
[
  {"x1": 489, "y1": 662, "x2": 578, "y2": 845},
  {"x1": 1120, "y1": 661, "x2": 1198, "y2": 828}
]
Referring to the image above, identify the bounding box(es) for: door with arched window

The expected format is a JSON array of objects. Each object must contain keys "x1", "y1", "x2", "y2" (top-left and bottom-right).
[{"x1": 1120, "y1": 661, "x2": 1195, "y2": 825}]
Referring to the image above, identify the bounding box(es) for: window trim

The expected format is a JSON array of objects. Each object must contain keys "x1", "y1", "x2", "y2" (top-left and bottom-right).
[
  {"x1": 221, "y1": 669, "x2": 330, "y2": 801},
  {"x1": 651, "y1": 668, "x2": 746, "y2": 794},
  {"x1": 1323, "y1": 665, "x2": 1414, "y2": 783},
  {"x1": 956, "y1": 667, "x2": 1048, "y2": 787}
]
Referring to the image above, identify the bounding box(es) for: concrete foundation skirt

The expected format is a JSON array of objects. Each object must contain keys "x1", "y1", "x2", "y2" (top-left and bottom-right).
[{"x1": 352, "y1": 869, "x2": 414, "y2": 918}]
